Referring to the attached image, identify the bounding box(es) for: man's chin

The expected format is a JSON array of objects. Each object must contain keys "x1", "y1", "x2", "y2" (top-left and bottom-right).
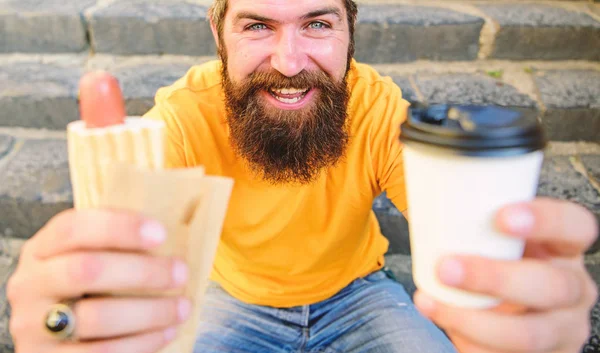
[{"x1": 247, "y1": 162, "x2": 325, "y2": 186}]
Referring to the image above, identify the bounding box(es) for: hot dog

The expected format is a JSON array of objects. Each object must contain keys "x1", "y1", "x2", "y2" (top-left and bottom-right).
[{"x1": 78, "y1": 71, "x2": 126, "y2": 128}]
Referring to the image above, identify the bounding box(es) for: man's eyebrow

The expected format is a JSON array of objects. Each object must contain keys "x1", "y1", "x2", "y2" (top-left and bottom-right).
[
  {"x1": 233, "y1": 7, "x2": 343, "y2": 26},
  {"x1": 234, "y1": 12, "x2": 280, "y2": 26},
  {"x1": 301, "y1": 7, "x2": 343, "y2": 22}
]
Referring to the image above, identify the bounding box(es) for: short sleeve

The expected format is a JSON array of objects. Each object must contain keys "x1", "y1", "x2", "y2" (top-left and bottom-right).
[{"x1": 371, "y1": 83, "x2": 410, "y2": 212}]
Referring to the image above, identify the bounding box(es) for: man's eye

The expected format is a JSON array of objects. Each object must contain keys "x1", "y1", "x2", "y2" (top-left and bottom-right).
[
  {"x1": 308, "y1": 21, "x2": 329, "y2": 30},
  {"x1": 247, "y1": 23, "x2": 268, "y2": 31}
]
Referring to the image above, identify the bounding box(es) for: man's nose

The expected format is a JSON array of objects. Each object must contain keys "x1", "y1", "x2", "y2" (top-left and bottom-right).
[{"x1": 270, "y1": 29, "x2": 308, "y2": 78}]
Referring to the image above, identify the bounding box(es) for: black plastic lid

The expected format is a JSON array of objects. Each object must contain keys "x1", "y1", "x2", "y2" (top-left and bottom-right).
[{"x1": 399, "y1": 104, "x2": 547, "y2": 157}]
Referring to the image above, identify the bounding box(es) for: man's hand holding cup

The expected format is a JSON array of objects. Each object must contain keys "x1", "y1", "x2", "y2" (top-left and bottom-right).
[
  {"x1": 414, "y1": 198, "x2": 598, "y2": 353},
  {"x1": 401, "y1": 105, "x2": 599, "y2": 352}
]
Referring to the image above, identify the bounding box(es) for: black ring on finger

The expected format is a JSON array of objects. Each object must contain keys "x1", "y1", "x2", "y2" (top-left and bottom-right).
[{"x1": 44, "y1": 301, "x2": 77, "y2": 341}]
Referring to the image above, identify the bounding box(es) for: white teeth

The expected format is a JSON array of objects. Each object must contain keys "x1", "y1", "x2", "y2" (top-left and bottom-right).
[
  {"x1": 274, "y1": 95, "x2": 302, "y2": 104},
  {"x1": 273, "y1": 87, "x2": 308, "y2": 95},
  {"x1": 268, "y1": 87, "x2": 309, "y2": 104}
]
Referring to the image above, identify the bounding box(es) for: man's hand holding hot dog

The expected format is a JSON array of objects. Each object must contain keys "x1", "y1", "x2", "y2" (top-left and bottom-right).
[
  {"x1": 8, "y1": 210, "x2": 189, "y2": 352},
  {"x1": 7, "y1": 73, "x2": 190, "y2": 353}
]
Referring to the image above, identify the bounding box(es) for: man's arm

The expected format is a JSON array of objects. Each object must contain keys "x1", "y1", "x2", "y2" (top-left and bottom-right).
[{"x1": 370, "y1": 81, "x2": 411, "y2": 218}]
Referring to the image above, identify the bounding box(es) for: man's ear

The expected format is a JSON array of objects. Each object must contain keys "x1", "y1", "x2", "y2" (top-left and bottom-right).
[{"x1": 209, "y1": 16, "x2": 220, "y2": 51}]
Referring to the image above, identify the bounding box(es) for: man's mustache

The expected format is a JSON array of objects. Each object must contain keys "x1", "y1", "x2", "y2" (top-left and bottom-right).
[{"x1": 242, "y1": 70, "x2": 333, "y2": 92}]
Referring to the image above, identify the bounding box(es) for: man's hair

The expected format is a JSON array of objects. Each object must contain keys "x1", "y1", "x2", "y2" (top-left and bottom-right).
[{"x1": 208, "y1": 0, "x2": 358, "y2": 58}]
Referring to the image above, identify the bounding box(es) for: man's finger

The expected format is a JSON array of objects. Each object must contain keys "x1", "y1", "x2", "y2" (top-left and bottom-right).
[
  {"x1": 437, "y1": 255, "x2": 584, "y2": 310},
  {"x1": 31, "y1": 209, "x2": 167, "y2": 259},
  {"x1": 413, "y1": 290, "x2": 574, "y2": 352},
  {"x1": 11, "y1": 296, "x2": 189, "y2": 344},
  {"x1": 71, "y1": 297, "x2": 189, "y2": 340},
  {"x1": 51, "y1": 327, "x2": 178, "y2": 353},
  {"x1": 446, "y1": 331, "x2": 502, "y2": 353},
  {"x1": 37, "y1": 252, "x2": 187, "y2": 299},
  {"x1": 496, "y1": 198, "x2": 598, "y2": 256}
]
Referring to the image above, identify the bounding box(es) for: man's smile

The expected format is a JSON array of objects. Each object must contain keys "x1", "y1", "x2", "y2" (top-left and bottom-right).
[{"x1": 263, "y1": 87, "x2": 316, "y2": 110}]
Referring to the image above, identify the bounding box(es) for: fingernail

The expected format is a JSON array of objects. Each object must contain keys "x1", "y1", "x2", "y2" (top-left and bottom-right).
[
  {"x1": 414, "y1": 292, "x2": 436, "y2": 315},
  {"x1": 439, "y1": 258, "x2": 464, "y2": 286},
  {"x1": 178, "y1": 298, "x2": 192, "y2": 322},
  {"x1": 503, "y1": 206, "x2": 534, "y2": 236},
  {"x1": 164, "y1": 327, "x2": 177, "y2": 341},
  {"x1": 140, "y1": 220, "x2": 166, "y2": 246},
  {"x1": 172, "y1": 260, "x2": 188, "y2": 286}
]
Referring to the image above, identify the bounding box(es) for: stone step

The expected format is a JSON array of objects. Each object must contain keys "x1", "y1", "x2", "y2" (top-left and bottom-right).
[
  {"x1": 0, "y1": 0, "x2": 598, "y2": 61},
  {"x1": 1, "y1": 54, "x2": 598, "y2": 141},
  {"x1": 0, "y1": 123, "x2": 598, "y2": 251}
]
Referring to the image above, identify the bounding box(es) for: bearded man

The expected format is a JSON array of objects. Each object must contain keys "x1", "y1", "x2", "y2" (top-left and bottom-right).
[{"x1": 7, "y1": 1, "x2": 597, "y2": 353}]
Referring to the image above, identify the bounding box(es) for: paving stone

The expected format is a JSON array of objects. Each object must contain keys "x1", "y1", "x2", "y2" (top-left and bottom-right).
[
  {"x1": 542, "y1": 108, "x2": 600, "y2": 142},
  {"x1": 582, "y1": 155, "x2": 600, "y2": 183},
  {"x1": 86, "y1": 0, "x2": 216, "y2": 56},
  {"x1": 414, "y1": 73, "x2": 538, "y2": 109},
  {"x1": 0, "y1": 60, "x2": 82, "y2": 129},
  {"x1": 0, "y1": 237, "x2": 24, "y2": 262},
  {"x1": 535, "y1": 70, "x2": 600, "y2": 142},
  {"x1": 0, "y1": 135, "x2": 13, "y2": 160},
  {"x1": 389, "y1": 76, "x2": 418, "y2": 104},
  {"x1": 581, "y1": 154, "x2": 600, "y2": 252},
  {"x1": 0, "y1": 0, "x2": 97, "y2": 53},
  {"x1": 373, "y1": 193, "x2": 410, "y2": 255},
  {"x1": 0, "y1": 138, "x2": 72, "y2": 240},
  {"x1": 479, "y1": 4, "x2": 600, "y2": 60},
  {"x1": 383, "y1": 254, "x2": 416, "y2": 298},
  {"x1": 0, "y1": 238, "x2": 22, "y2": 348},
  {"x1": 538, "y1": 155, "x2": 599, "y2": 210},
  {"x1": 585, "y1": 254, "x2": 600, "y2": 291},
  {"x1": 355, "y1": 5, "x2": 484, "y2": 63},
  {"x1": 545, "y1": 142, "x2": 600, "y2": 157},
  {"x1": 536, "y1": 70, "x2": 600, "y2": 109},
  {"x1": 537, "y1": 155, "x2": 600, "y2": 252},
  {"x1": 110, "y1": 62, "x2": 195, "y2": 116},
  {"x1": 86, "y1": 55, "x2": 214, "y2": 115},
  {"x1": 583, "y1": 254, "x2": 600, "y2": 353}
]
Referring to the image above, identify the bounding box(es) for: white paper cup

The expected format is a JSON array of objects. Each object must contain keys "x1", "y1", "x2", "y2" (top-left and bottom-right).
[{"x1": 400, "y1": 105, "x2": 546, "y2": 308}]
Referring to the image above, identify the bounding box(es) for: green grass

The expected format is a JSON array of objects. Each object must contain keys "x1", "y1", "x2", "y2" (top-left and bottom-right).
[{"x1": 486, "y1": 70, "x2": 503, "y2": 79}]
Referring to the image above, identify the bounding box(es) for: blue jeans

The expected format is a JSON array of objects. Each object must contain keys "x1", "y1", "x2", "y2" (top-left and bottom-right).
[{"x1": 194, "y1": 270, "x2": 458, "y2": 352}]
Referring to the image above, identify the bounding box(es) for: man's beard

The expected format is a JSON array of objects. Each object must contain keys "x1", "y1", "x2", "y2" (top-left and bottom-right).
[{"x1": 221, "y1": 64, "x2": 351, "y2": 185}]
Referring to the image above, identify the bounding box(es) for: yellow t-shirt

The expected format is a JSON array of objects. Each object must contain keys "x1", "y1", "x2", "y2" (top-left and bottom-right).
[{"x1": 144, "y1": 59, "x2": 410, "y2": 308}]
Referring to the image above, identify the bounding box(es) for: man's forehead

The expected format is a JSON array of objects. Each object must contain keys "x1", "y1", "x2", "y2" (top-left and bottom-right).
[{"x1": 225, "y1": 0, "x2": 346, "y2": 19}]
